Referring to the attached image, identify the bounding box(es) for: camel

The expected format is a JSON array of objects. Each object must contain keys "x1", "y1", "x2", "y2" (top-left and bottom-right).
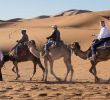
[
  {"x1": 71, "y1": 42, "x2": 110, "y2": 82},
  {"x1": 0, "y1": 51, "x2": 4, "y2": 81},
  {"x1": 1, "y1": 40, "x2": 45, "y2": 81},
  {"x1": 41, "y1": 42, "x2": 74, "y2": 82}
]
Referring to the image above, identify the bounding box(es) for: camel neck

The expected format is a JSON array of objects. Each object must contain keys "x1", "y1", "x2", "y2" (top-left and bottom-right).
[{"x1": 74, "y1": 48, "x2": 88, "y2": 60}]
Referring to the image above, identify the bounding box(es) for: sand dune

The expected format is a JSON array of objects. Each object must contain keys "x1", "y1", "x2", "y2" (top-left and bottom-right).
[
  {"x1": 0, "y1": 10, "x2": 110, "y2": 29},
  {"x1": 0, "y1": 9, "x2": 110, "y2": 99}
]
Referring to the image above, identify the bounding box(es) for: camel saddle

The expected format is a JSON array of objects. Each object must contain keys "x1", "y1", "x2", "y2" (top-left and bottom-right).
[
  {"x1": 10, "y1": 45, "x2": 29, "y2": 58},
  {"x1": 17, "y1": 45, "x2": 28, "y2": 57},
  {"x1": 97, "y1": 40, "x2": 110, "y2": 49},
  {"x1": 49, "y1": 40, "x2": 64, "y2": 50},
  {"x1": 88, "y1": 40, "x2": 110, "y2": 58}
]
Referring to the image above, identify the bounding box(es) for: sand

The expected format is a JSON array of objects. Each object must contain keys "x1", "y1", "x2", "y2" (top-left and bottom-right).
[{"x1": 0, "y1": 10, "x2": 110, "y2": 99}]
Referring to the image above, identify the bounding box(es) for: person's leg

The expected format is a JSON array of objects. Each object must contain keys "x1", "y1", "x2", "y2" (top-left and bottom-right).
[
  {"x1": 90, "y1": 39, "x2": 105, "y2": 60},
  {"x1": 91, "y1": 40, "x2": 99, "y2": 56},
  {"x1": 15, "y1": 44, "x2": 21, "y2": 57},
  {"x1": 44, "y1": 41, "x2": 53, "y2": 55}
]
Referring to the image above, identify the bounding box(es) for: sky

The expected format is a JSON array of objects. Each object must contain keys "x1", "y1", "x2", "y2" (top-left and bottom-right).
[{"x1": 0, "y1": 0, "x2": 110, "y2": 20}]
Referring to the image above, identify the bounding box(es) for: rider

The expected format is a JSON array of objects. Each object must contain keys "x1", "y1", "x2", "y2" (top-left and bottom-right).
[
  {"x1": 15, "y1": 29, "x2": 29, "y2": 57},
  {"x1": 44, "y1": 25, "x2": 61, "y2": 55},
  {"x1": 90, "y1": 21, "x2": 110, "y2": 60}
]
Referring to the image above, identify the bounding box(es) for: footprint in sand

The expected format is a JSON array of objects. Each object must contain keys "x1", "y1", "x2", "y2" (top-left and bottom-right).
[
  {"x1": 44, "y1": 86, "x2": 51, "y2": 90},
  {"x1": 19, "y1": 93, "x2": 31, "y2": 98},
  {"x1": 0, "y1": 89, "x2": 7, "y2": 93},
  {"x1": 0, "y1": 95, "x2": 13, "y2": 99},
  {"x1": 106, "y1": 93, "x2": 110, "y2": 97},
  {"x1": 38, "y1": 93, "x2": 48, "y2": 97},
  {"x1": 13, "y1": 87, "x2": 25, "y2": 92}
]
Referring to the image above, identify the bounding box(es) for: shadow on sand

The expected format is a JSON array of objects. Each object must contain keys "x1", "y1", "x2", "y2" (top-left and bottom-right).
[{"x1": 8, "y1": 78, "x2": 110, "y2": 84}]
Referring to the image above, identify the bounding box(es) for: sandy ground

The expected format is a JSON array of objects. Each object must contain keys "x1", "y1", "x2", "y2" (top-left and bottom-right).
[{"x1": 0, "y1": 11, "x2": 110, "y2": 99}]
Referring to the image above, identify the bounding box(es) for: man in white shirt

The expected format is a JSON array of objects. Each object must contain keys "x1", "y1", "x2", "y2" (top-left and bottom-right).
[{"x1": 90, "y1": 21, "x2": 110, "y2": 60}]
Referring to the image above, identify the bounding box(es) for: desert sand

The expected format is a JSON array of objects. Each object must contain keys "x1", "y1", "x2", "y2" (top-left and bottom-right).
[{"x1": 0, "y1": 10, "x2": 110, "y2": 100}]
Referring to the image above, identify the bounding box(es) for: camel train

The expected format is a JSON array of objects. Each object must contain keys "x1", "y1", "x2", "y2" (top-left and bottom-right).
[
  {"x1": 0, "y1": 21, "x2": 110, "y2": 83},
  {"x1": 0, "y1": 40, "x2": 73, "y2": 82},
  {"x1": 0, "y1": 39, "x2": 110, "y2": 83}
]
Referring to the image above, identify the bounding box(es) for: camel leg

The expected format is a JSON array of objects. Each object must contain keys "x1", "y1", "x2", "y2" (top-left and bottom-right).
[
  {"x1": 68, "y1": 58, "x2": 74, "y2": 82},
  {"x1": 0, "y1": 62, "x2": 4, "y2": 81},
  {"x1": 44, "y1": 58, "x2": 48, "y2": 82},
  {"x1": 0, "y1": 64, "x2": 3, "y2": 81},
  {"x1": 50, "y1": 60, "x2": 61, "y2": 81},
  {"x1": 70, "y1": 64, "x2": 74, "y2": 82},
  {"x1": 0, "y1": 68, "x2": 3, "y2": 81},
  {"x1": 13, "y1": 62, "x2": 20, "y2": 80},
  {"x1": 89, "y1": 61, "x2": 99, "y2": 82},
  {"x1": 12, "y1": 66, "x2": 16, "y2": 73},
  {"x1": 64, "y1": 60, "x2": 71, "y2": 82},
  {"x1": 30, "y1": 62, "x2": 37, "y2": 80},
  {"x1": 37, "y1": 59, "x2": 45, "y2": 81}
]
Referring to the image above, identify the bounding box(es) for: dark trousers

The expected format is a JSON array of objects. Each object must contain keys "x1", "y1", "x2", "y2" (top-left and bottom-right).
[
  {"x1": 15, "y1": 43, "x2": 23, "y2": 56},
  {"x1": 91, "y1": 37, "x2": 110, "y2": 55}
]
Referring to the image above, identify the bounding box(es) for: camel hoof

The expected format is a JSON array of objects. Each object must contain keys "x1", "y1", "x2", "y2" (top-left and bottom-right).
[
  {"x1": 15, "y1": 75, "x2": 20, "y2": 80},
  {"x1": 15, "y1": 78, "x2": 18, "y2": 80},
  {"x1": 64, "y1": 79, "x2": 67, "y2": 82},
  {"x1": 57, "y1": 78, "x2": 62, "y2": 82},
  {"x1": 95, "y1": 78, "x2": 100, "y2": 83},
  {"x1": 41, "y1": 78, "x2": 44, "y2": 81},
  {"x1": 44, "y1": 79, "x2": 47, "y2": 82},
  {"x1": 106, "y1": 79, "x2": 110, "y2": 83},
  {"x1": 30, "y1": 78, "x2": 32, "y2": 81}
]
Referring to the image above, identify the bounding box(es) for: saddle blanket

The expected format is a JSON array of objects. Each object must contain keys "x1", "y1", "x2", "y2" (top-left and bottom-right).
[{"x1": 97, "y1": 40, "x2": 110, "y2": 49}]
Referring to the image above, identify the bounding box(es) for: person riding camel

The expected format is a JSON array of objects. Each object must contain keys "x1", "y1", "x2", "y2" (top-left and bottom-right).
[
  {"x1": 90, "y1": 21, "x2": 110, "y2": 60},
  {"x1": 44, "y1": 25, "x2": 61, "y2": 55},
  {"x1": 14, "y1": 29, "x2": 29, "y2": 58}
]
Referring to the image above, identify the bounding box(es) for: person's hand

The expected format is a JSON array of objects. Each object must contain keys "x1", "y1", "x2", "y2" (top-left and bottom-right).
[
  {"x1": 92, "y1": 34, "x2": 96, "y2": 36},
  {"x1": 46, "y1": 37, "x2": 49, "y2": 39}
]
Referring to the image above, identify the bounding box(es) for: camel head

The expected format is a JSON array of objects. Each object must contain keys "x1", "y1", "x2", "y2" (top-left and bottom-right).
[
  {"x1": 25, "y1": 40, "x2": 36, "y2": 48},
  {"x1": 70, "y1": 42, "x2": 81, "y2": 55}
]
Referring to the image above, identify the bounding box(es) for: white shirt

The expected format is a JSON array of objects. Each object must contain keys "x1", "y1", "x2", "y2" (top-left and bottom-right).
[{"x1": 97, "y1": 26, "x2": 110, "y2": 40}]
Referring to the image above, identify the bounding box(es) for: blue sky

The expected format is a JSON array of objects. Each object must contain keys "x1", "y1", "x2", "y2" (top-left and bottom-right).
[{"x1": 0, "y1": 0, "x2": 110, "y2": 20}]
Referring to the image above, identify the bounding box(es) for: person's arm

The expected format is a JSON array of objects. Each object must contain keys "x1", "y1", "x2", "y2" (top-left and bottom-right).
[
  {"x1": 56, "y1": 30, "x2": 60, "y2": 42},
  {"x1": 18, "y1": 36, "x2": 24, "y2": 43},
  {"x1": 92, "y1": 34, "x2": 98, "y2": 37},
  {"x1": 47, "y1": 31, "x2": 54, "y2": 39},
  {"x1": 97, "y1": 28, "x2": 104, "y2": 40}
]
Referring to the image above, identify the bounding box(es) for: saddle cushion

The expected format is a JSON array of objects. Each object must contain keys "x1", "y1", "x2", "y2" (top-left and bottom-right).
[
  {"x1": 97, "y1": 40, "x2": 110, "y2": 49},
  {"x1": 49, "y1": 44, "x2": 57, "y2": 50},
  {"x1": 18, "y1": 45, "x2": 28, "y2": 57},
  {"x1": 88, "y1": 40, "x2": 110, "y2": 58}
]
